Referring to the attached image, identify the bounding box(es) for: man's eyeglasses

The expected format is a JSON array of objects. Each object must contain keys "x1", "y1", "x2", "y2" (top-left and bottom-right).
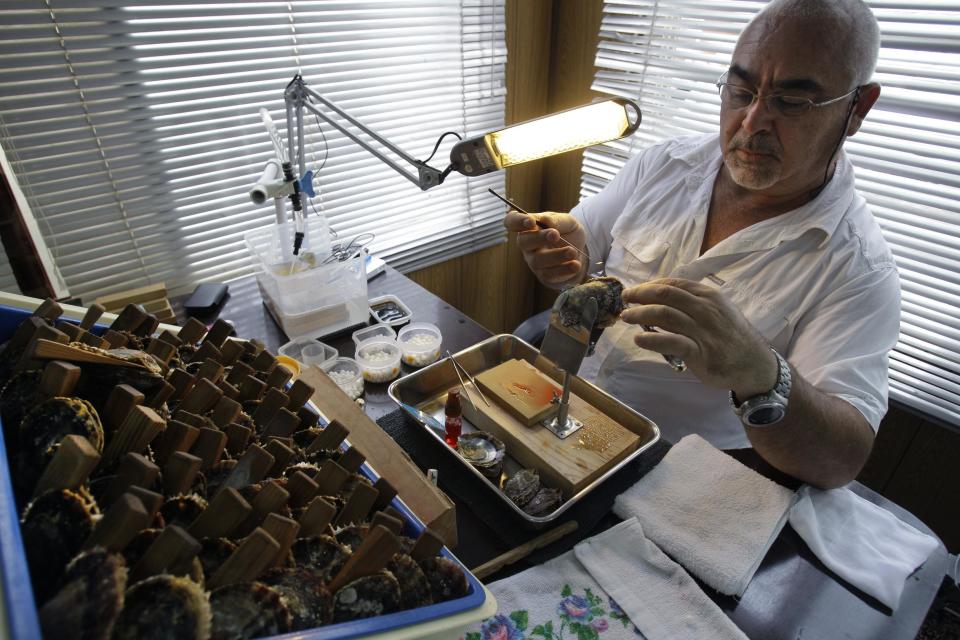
[{"x1": 715, "y1": 71, "x2": 859, "y2": 118}]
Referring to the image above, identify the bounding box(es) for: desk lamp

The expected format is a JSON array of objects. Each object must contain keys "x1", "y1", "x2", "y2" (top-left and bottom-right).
[{"x1": 251, "y1": 74, "x2": 641, "y2": 253}]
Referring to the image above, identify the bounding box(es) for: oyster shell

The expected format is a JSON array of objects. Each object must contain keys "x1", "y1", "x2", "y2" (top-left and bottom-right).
[
  {"x1": 209, "y1": 581, "x2": 292, "y2": 640},
  {"x1": 556, "y1": 276, "x2": 625, "y2": 329},
  {"x1": 259, "y1": 567, "x2": 332, "y2": 630},
  {"x1": 420, "y1": 556, "x2": 469, "y2": 603},
  {"x1": 332, "y1": 571, "x2": 401, "y2": 623},
  {"x1": 160, "y1": 494, "x2": 208, "y2": 528},
  {"x1": 523, "y1": 487, "x2": 563, "y2": 517},
  {"x1": 290, "y1": 534, "x2": 351, "y2": 582},
  {"x1": 39, "y1": 548, "x2": 127, "y2": 640},
  {"x1": 113, "y1": 574, "x2": 211, "y2": 640},
  {"x1": 502, "y1": 468, "x2": 540, "y2": 507},
  {"x1": 387, "y1": 553, "x2": 433, "y2": 610}
]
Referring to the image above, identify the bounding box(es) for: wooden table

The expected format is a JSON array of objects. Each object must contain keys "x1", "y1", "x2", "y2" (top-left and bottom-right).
[{"x1": 176, "y1": 268, "x2": 951, "y2": 640}]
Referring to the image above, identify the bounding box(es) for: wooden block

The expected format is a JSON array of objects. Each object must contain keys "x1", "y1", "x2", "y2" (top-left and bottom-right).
[
  {"x1": 108, "y1": 304, "x2": 149, "y2": 333},
  {"x1": 130, "y1": 525, "x2": 199, "y2": 583},
  {"x1": 128, "y1": 486, "x2": 164, "y2": 522},
  {"x1": 226, "y1": 361, "x2": 254, "y2": 386},
  {"x1": 338, "y1": 446, "x2": 366, "y2": 474},
  {"x1": 208, "y1": 528, "x2": 279, "y2": 589},
  {"x1": 96, "y1": 283, "x2": 167, "y2": 310},
  {"x1": 410, "y1": 529, "x2": 445, "y2": 562},
  {"x1": 202, "y1": 319, "x2": 234, "y2": 349},
  {"x1": 475, "y1": 359, "x2": 562, "y2": 426},
  {"x1": 286, "y1": 380, "x2": 315, "y2": 413},
  {"x1": 105, "y1": 453, "x2": 160, "y2": 504},
  {"x1": 190, "y1": 341, "x2": 222, "y2": 365},
  {"x1": 178, "y1": 378, "x2": 223, "y2": 415},
  {"x1": 334, "y1": 482, "x2": 379, "y2": 526},
  {"x1": 236, "y1": 480, "x2": 289, "y2": 536},
  {"x1": 223, "y1": 423, "x2": 252, "y2": 456},
  {"x1": 464, "y1": 368, "x2": 643, "y2": 497},
  {"x1": 134, "y1": 313, "x2": 160, "y2": 338},
  {"x1": 210, "y1": 396, "x2": 241, "y2": 428},
  {"x1": 216, "y1": 379, "x2": 240, "y2": 401},
  {"x1": 102, "y1": 406, "x2": 165, "y2": 463},
  {"x1": 237, "y1": 375, "x2": 266, "y2": 403},
  {"x1": 188, "y1": 487, "x2": 252, "y2": 539},
  {"x1": 34, "y1": 435, "x2": 101, "y2": 496},
  {"x1": 177, "y1": 317, "x2": 207, "y2": 345},
  {"x1": 263, "y1": 409, "x2": 300, "y2": 440},
  {"x1": 145, "y1": 338, "x2": 177, "y2": 365},
  {"x1": 219, "y1": 339, "x2": 245, "y2": 366},
  {"x1": 221, "y1": 444, "x2": 274, "y2": 491},
  {"x1": 39, "y1": 361, "x2": 81, "y2": 399},
  {"x1": 371, "y1": 477, "x2": 398, "y2": 512},
  {"x1": 298, "y1": 497, "x2": 337, "y2": 537},
  {"x1": 286, "y1": 471, "x2": 319, "y2": 509},
  {"x1": 298, "y1": 406, "x2": 320, "y2": 430},
  {"x1": 191, "y1": 427, "x2": 227, "y2": 470},
  {"x1": 265, "y1": 365, "x2": 292, "y2": 391},
  {"x1": 261, "y1": 513, "x2": 299, "y2": 568},
  {"x1": 157, "y1": 330, "x2": 182, "y2": 347},
  {"x1": 306, "y1": 420, "x2": 349, "y2": 453},
  {"x1": 83, "y1": 493, "x2": 149, "y2": 552},
  {"x1": 32, "y1": 298, "x2": 63, "y2": 322},
  {"x1": 17, "y1": 326, "x2": 69, "y2": 370},
  {"x1": 162, "y1": 452, "x2": 202, "y2": 496},
  {"x1": 7, "y1": 316, "x2": 46, "y2": 352},
  {"x1": 263, "y1": 439, "x2": 295, "y2": 478},
  {"x1": 167, "y1": 368, "x2": 195, "y2": 402},
  {"x1": 101, "y1": 329, "x2": 128, "y2": 349},
  {"x1": 371, "y1": 510, "x2": 403, "y2": 536},
  {"x1": 145, "y1": 380, "x2": 175, "y2": 409},
  {"x1": 196, "y1": 358, "x2": 224, "y2": 384},
  {"x1": 152, "y1": 420, "x2": 200, "y2": 466},
  {"x1": 251, "y1": 388, "x2": 288, "y2": 429},
  {"x1": 315, "y1": 460, "x2": 351, "y2": 496},
  {"x1": 328, "y1": 525, "x2": 400, "y2": 593},
  {"x1": 102, "y1": 384, "x2": 145, "y2": 435},
  {"x1": 78, "y1": 330, "x2": 109, "y2": 349},
  {"x1": 54, "y1": 321, "x2": 83, "y2": 342},
  {"x1": 79, "y1": 303, "x2": 106, "y2": 330},
  {"x1": 250, "y1": 350, "x2": 276, "y2": 375}
]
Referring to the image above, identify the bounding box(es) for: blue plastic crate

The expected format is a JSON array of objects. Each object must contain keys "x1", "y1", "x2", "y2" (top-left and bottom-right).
[{"x1": 0, "y1": 304, "x2": 487, "y2": 639}]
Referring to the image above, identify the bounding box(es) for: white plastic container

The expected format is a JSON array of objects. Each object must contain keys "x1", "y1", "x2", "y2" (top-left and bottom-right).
[
  {"x1": 352, "y1": 323, "x2": 396, "y2": 349},
  {"x1": 245, "y1": 219, "x2": 368, "y2": 340},
  {"x1": 322, "y1": 356, "x2": 364, "y2": 399},
  {"x1": 278, "y1": 337, "x2": 337, "y2": 369},
  {"x1": 355, "y1": 339, "x2": 402, "y2": 383},
  {"x1": 397, "y1": 322, "x2": 442, "y2": 367}
]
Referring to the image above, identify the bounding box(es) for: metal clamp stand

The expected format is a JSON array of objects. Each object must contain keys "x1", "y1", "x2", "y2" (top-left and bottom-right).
[{"x1": 542, "y1": 369, "x2": 585, "y2": 439}]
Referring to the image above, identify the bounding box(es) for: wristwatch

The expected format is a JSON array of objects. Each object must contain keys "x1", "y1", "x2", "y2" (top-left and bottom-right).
[{"x1": 729, "y1": 348, "x2": 792, "y2": 427}]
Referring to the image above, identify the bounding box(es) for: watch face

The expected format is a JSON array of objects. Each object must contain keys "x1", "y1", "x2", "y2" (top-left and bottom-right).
[{"x1": 747, "y1": 404, "x2": 786, "y2": 426}]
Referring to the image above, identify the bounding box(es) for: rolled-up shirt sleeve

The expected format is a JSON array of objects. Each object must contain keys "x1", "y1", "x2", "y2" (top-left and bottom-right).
[{"x1": 787, "y1": 265, "x2": 901, "y2": 431}]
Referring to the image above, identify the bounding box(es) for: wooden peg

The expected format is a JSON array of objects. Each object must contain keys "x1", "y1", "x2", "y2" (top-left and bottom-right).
[
  {"x1": 210, "y1": 396, "x2": 241, "y2": 428},
  {"x1": 134, "y1": 313, "x2": 159, "y2": 338},
  {"x1": 263, "y1": 409, "x2": 300, "y2": 440},
  {"x1": 102, "y1": 406, "x2": 164, "y2": 463},
  {"x1": 371, "y1": 510, "x2": 404, "y2": 537},
  {"x1": 39, "y1": 361, "x2": 81, "y2": 399},
  {"x1": 202, "y1": 319, "x2": 234, "y2": 349},
  {"x1": 285, "y1": 379, "x2": 315, "y2": 413},
  {"x1": 79, "y1": 303, "x2": 106, "y2": 331},
  {"x1": 384, "y1": 506, "x2": 405, "y2": 525},
  {"x1": 104, "y1": 453, "x2": 160, "y2": 504},
  {"x1": 79, "y1": 330, "x2": 109, "y2": 350},
  {"x1": 221, "y1": 444, "x2": 275, "y2": 491},
  {"x1": 297, "y1": 406, "x2": 320, "y2": 430},
  {"x1": 265, "y1": 365, "x2": 292, "y2": 391},
  {"x1": 208, "y1": 528, "x2": 279, "y2": 589},
  {"x1": 101, "y1": 329, "x2": 128, "y2": 349},
  {"x1": 178, "y1": 378, "x2": 223, "y2": 415},
  {"x1": 261, "y1": 513, "x2": 299, "y2": 568},
  {"x1": 328, "y1": 525, "x2": 401, "y2": 593},
  {"x1": 190, "y1": 427, "x2": 227, "y2": 470},
  {"x1": 314, "y1": 460, "x2": 351, "y2": 496},
  {"x1": 145, "y1": 338, "x2": 177, "y2": 365},
  {"x1": 250, "y1": 350, "x2": 276, "y2": 375},
  {"x1": 286, "y1": 471, "x2": 319, "y2": 509},
  {"x1": 6, "y1": 316, "x2": 46, "y2": 353},
  {"x1": 171, "y1": 410, "x2": 206, "y2": 429},
  {"x1": 33, "y1": 435, "x2": 101, "y2": 496},
  {"x1": 263, "y1": 439, "x2": 295, "y2": 478},
  {"x1": 32, "y1": 298, "x2": 63, "y2": 322},
  {"x1": 54, "y1": 321, "x2": 83, "y2": 342},
  {"x1": 153, "y1": 420, "x2": 200, "y2": 466},
  {"x1": 127, "y1": 486, "x2": 164, "y2": 522},
  {"x1": 237, "y1": 375, "x2": 266, "y2": 403},
  {"x1": 145, "y1": 380, "x2": 175, "y2": 409},
  {"x1": 157, "y1": 330, "x2": 182, "y2": 347},
  {"x1": 83, "y1": 493, "x2": 149, "y2": 552},
  {"x1": 17, "y1": 326, "x2": 69, "y2": 370},
  {"x1": 410, "y1": 529, "x2": 445, "y2": 562},
  {"x1": 219, "y1": 339, "x2": 244, "y2": 366},
  {"x1": 334, "y1": 481, "x2": 379, "y2": 527},
  {"x1": 196, "y1": 358, "x2": 224, "y2": 383},
  {"x1": 187, "y1": 487, "x2": 252, "y2": 539},
  {"x1": 236, "y1": 480, "x2": 290, "y2": 537},
  {"x1": 167, "y1": 368, "x2": 195, "y2": 402},
  {"x1": 215, "y1": 379, "x2": 240, "y2": 400},
  {"x1": 190, "y1": 341, "x2": 222, "y2": 365},
  {"x1": 110, "y1": 304, "x2": 149, "y2": 333},
  {"x1": 130, "y1": 525, "x2": 200, "y2": 583},
  {"x1": 371, "y1": 477, "x2": 398, "y2": 512},
  {"x1": 251, "y1": 388, "x2": 288, "y2": 428},
  {"x1": 298, "y1": 497, "x2": 337, "y2": 537},
  {"x1": 337, "y1": 446, "x2": 366, "y2": 474},
  {"x1": 223, "y1": 423, "x2": 252, "y2": 456},
  {"x1": 225, "y1": 361, "x2": 254, "y2": 387},
  {"x1": 177, "y1": 317, "x2": 208, "y2": 345},
  {"x1": 162, "y1": 452, "x2": 202, "y2": 496},
  {"x1": 102, "y1": 384, "x2": 144, "y2": 435},
  {"x1": 306, "y1": 420, "x2": 349, "y2": 453}
]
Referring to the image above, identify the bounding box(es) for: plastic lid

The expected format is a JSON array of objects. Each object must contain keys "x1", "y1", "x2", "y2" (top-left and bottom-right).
[{"x1": 352, "y1": 323, "x2": 396, "y2": 348}]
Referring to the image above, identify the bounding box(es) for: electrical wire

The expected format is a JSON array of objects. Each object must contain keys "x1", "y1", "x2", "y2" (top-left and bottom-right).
[{"x1": 422, "y1": 131, "x2": 462, "y2": 164}]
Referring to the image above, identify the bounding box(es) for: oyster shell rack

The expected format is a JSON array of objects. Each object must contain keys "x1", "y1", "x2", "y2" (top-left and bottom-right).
[
  {"x1": 0, "y1": 304, "x2": 495, "y2": 640},
  {"x1": 388, "y1": 334, "x2": 660, "y2": 529}
]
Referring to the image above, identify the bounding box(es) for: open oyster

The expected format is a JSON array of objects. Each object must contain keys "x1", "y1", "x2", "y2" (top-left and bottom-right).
[
  {"x1": 39, "y1": 548, "x2": 127, "y2": 640},
  {"x1": 332, "y1": 571, "x2": 401, "y2": 623},
  {"x1": 503, "y1": 468, "x2": 540, "y2": 508},
  {"x1": 387, "y1": 553, "x2": 433, "y2": 610},
  {"x1": 420, "y1": 556, "x2": 469, "y2": 603},
  {"x1": 259, "y1": 567, "x2": 332, "y2": 630},
  {"x1": 209, "y1": 581, "x2": 292, "y2": 640},
  {"x1": 556, "y1": 276, "x2": 625, "y2": 329},
  {"x1": 112, "y1": 574, "x2": 211, "y2": 640},
  {"x1": 291, "y1": 535, "x2": 352, "y2": 582}
]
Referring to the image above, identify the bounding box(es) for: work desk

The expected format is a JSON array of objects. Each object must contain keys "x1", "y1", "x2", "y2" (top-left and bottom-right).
[{"x1": 176, "y1": 268, "x2": 951, "y2": 640}]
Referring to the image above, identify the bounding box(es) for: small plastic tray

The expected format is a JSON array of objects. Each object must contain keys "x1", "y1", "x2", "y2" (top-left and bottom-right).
[
  {"x1": 352, "y1": 323, "x2": 396, "y2": 348},
  {"x1": 369, "y1": 294, "x2": 412, "y2": 327}
]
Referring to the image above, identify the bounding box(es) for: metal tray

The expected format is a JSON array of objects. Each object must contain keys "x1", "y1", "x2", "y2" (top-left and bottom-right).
[{"x1": 387, "y1": 334, "x2": 660, "y2": 528}]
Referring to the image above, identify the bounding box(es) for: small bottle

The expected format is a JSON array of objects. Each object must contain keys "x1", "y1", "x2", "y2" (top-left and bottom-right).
[{"x1": 444, "y1": 388, "x2": 463, "y2": 447}]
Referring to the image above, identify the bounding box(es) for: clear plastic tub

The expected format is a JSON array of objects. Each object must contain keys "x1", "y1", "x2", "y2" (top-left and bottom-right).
[
  {"x1": 397, "y1": 322, "x2": 442, "y2": 367},
  {"x1": 322, "y1": 356, "x2": 364, "y2": 399},
  {"x1": 352, "y1": 323, "x2": 396, "y2": 349},
  {"x1": 278, "y1": 337, "x2": 337, "y2": 369},
  {"x1": 355, "y1": 339, "x2": 402, "y2": 383}
]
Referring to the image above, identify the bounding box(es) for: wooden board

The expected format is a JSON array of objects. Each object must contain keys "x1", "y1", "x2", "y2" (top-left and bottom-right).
[
  {"x1": 463, "y1": 361, "x2": 642, "y2": 497},
  {"x1": 474, "y1": 359, "x2": 563, "y2": 426}
]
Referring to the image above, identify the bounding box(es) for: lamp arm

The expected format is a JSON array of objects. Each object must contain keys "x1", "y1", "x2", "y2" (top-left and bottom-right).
[{"x1": 285, "y1": 77, "x2": 445, "y2": 191}]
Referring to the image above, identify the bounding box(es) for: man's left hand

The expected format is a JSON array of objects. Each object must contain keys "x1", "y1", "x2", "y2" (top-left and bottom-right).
[{"x1": 620, "y1": 278, "x2": 778, "y2": 398}]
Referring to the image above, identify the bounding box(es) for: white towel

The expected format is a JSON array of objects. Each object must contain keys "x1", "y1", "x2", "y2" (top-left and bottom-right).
[
  {"x1": 613, "y1": 434, "x2": 795, "y2": 596},
  {"x1": 788, "y1": 485, "x2": 940, "y2": 610},
  {"x1": 465, "y1": 517, "x2": 746, "y2": 640}
]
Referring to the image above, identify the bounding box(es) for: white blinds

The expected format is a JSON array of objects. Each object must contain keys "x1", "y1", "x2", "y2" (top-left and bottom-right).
[
  {"x1": 587, "y1": 1, "x2": 960, "y2": 426},
  {"x1": 0, "y1": 0, "x2": 507, "y2": 301}
]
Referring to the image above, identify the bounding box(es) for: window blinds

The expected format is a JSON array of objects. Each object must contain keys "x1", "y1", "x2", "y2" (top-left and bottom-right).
[
  {"x1": 587, "y1": 1, "x2": 960, "y2": 426},
  {"x1": 0, "y1": 0, "x2": 507, "y2": 301}
]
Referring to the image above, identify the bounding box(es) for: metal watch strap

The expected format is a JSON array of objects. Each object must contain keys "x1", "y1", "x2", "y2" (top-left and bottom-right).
[{"x1": 730, "y1": 348, "x2": 792, "y2": 425}]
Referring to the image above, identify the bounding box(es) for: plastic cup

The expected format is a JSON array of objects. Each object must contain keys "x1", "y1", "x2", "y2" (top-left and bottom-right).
[{"x1": 302, "y1": 343, "x2": 330, "y2": 365}]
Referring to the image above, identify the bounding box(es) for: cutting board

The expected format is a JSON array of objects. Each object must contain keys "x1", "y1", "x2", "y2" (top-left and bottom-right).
[
  {"x1": 474, "y1": 359, "x2": 563, "y2": 426},
  {"x1": 465, "y1": 359, "x2": 642, "y2": 496}
]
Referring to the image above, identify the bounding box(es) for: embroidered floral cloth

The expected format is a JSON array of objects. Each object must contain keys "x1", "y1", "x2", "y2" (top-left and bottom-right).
[{"x1": 463, "y1": 518, "x2": 747, "y2": 640}]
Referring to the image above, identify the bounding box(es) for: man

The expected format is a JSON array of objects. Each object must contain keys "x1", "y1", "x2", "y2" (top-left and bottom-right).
[{"x1": 505, "y1": 0, "x2": 898, "y2": 489}]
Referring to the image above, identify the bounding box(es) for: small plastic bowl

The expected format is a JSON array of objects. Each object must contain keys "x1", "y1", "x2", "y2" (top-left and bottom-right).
[
  {"x1": 322, "y1": 357, "x2": 364, "y2": 399},
  {"x1": 279, "y1": 337, "x2": 337, "y2": 369},
  {"x1": 397, "y1": 322, "x2": 442, "y2": 368},
  {"x1": 352, "y1": 323, "x2": 396, "y2": 350},
  {"x1": 355, "y1": 339, "x2": 402, "y2": 383}
]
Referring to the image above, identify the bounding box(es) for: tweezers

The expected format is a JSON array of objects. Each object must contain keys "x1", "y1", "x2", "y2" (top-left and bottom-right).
[{"x1": 445, "y1": 350, "x2": 490, "y2": 407}]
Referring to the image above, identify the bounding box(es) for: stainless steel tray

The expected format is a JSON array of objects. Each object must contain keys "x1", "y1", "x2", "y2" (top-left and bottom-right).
[{"x1": 387, "y1": 334, "x2": 660, "y2": 528}]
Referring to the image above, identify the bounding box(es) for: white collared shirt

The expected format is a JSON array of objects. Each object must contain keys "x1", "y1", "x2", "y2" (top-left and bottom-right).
[{"x1": 572, "y1": 133, "x2": 900, "y2": 449}]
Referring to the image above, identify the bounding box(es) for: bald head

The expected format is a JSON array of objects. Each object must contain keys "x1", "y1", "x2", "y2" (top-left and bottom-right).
[{"x1": 748, "y1": 0, "x2": 880, "y2": 86}]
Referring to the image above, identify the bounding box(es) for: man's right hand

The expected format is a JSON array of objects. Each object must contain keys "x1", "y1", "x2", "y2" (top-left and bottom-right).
[{"x1": 503, "y1": 210, "x2": 588, "y2": 288}]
